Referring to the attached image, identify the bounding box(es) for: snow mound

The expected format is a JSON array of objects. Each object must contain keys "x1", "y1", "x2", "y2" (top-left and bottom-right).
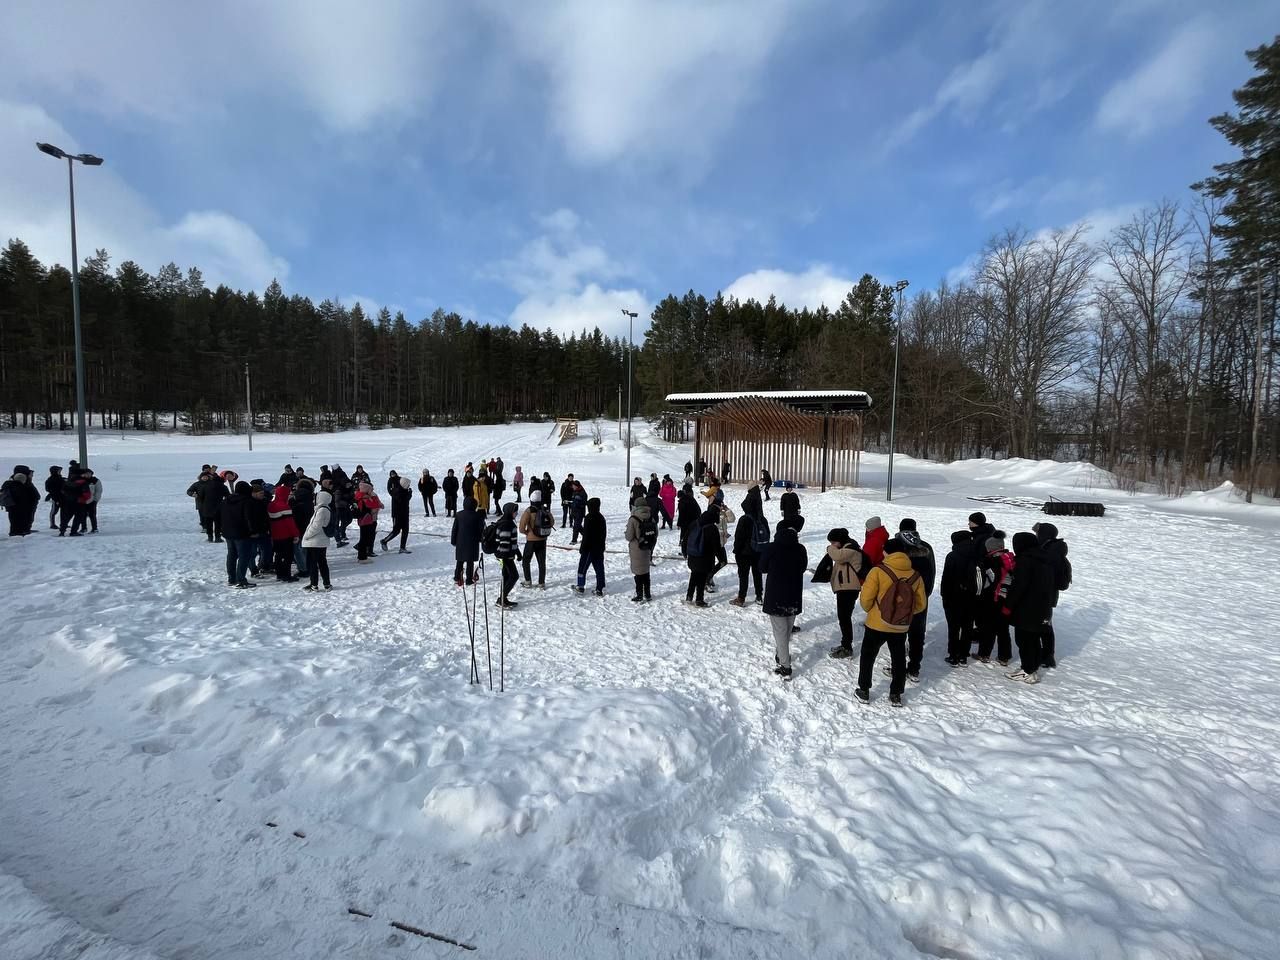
[
  {"x1": 949, "y1": 457, "x2": 1115, "y2": 491},
  {"x1": 0, "y1": 873, "x2": 162, "y2": 960}
]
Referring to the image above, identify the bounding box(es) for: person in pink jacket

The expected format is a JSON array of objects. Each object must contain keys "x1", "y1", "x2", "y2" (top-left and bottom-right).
[{"x1": 659, "y1": 475, "x2": 677, "y2": 529}]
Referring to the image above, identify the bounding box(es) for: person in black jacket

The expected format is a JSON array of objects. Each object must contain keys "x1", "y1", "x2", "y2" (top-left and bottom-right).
[
  {"x1": 246, "y1": 482, "x2": 272, "y2": 575},
  {"x1": 495, "y1": 501, "x2": 523, "y2": 607},
  {"x1": 381, "y1": 476, "x2": 414, "y2": 554},
  {"x1": 3, "y1": 465, "x2": 40, "y2": 536},
  {"x1": 450, "y1": 496, "x2": 484, "y2": 585},
  {"x1": 730, "y1": 486, "x2": 766, "y2": 606},
  {"x1": 441, "y1": 469, "x2": 459, "y2": 517},
  {"x1": 461, "y1": 468, "x2": 476, "y2": 503},
  {"x1": 385, "y1": 470, "x2": 401, "y2": 497},
  {"x1": 540, "y1": 472, "x2": 555, "y2": 507},
  {"x1": 760, "y1": 468, "x2": 773, "y2": 500},
  {"x1": 291, "y1": 478, "x2": 315, "y2": 538},
  {"x1": 220, "y1": 481, "x2": 257, "y2": 588},
  {"x1": 939, "y1": 530, "x2": 980, "y2": 666},
  {"x1": 721, "y1": 460, "x2": 732, "y2": 485},
  {"x1": 44, "y1": 465, "x2": 64, "y2": 530},
  {"x1": 419, "y1": 469, "x2": 439, "y2": 516},
  {"x1": 560, "y1": 474, "x2": 575, "y2": 528},
  {"x1": 684, "y1": 506, "x2": 720, "y2": 607},
  {"x1": 629, "y1": 477, "x2": 647, "y2": 507},
  {"x1": 200, "y1": 472, "x2": 229, "y2": 542},
  {"x1": 1033, "y1": 522, "x2": 1071, "y2": 669},
  {"x1": 573, "y1": 497, "x2": 607, "y2": 595},
  {"x1": 1004, "y1": 531, "x2": 1055, "y2": 683},
  {"x1": 186, "y1": 466, "x2": 210, "y2": 529},
  {"x1": 676, "y1": 483, "x2": 701, "y2": 557},
  {"x1": 967, "y1": 511, "x2": 995, "y2": 561},
  {"x1": 897, "y1": 520, "x2": 936, "y2": 678},
  {"x1": 760, "y1": 526, "x2": 808, "y2": 677}
]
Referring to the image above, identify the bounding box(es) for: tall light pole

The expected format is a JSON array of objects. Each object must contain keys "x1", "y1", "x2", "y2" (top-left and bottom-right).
[
  {"x1": 886, "y1": 279, "x2": 909, "y2": 502},
  {"x1": 622, "y1": 308, "x2": 638, "y2": 487},
  {"x1": 37, "y1": 142, "x2": 103, "y2": 469},
  {"x1": 245, "y1": 362, "x2": 254, "y2": 452}
]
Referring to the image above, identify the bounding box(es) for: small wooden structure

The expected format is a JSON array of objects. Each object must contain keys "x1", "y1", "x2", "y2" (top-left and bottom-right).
[
  {"x1": 554, "y1": 419, "x2": 578, "y2": 445},
  {"x1": 665, "y1": 390, "x2": 872, "y2": 492}
]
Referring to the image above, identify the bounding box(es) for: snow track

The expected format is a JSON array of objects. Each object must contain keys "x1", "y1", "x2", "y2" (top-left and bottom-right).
[{"x1": 1, "y1": 425, "x2": 1278, "y2": 959}]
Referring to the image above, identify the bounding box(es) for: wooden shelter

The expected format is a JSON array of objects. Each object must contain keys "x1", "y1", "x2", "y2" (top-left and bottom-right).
[{"x1": 665, "y1": 390, "x2": 872, "y2": 492}]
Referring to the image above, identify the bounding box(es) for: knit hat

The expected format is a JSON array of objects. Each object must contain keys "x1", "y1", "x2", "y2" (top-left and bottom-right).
[
  {"x1": 530, "y1": 489, "x2": 542, "y2": 503},
  {"x1": 1012, "y1": 531, "x2": 1038, "y2": 554},
  {"x1": 968, "y1": 511, "x2": 987, "y2": 525},
  {"x1": 504, "y1": 501, "x2": 518, "y2": 515},
  {"x1": 986, "y1": 534, "x2": 1006, "y2": 553},
  {"x1": 950, "y1": 530, "x2": 970, "y2": 546},
  {"x1": 883, "y1": 537, "x2": 905, "y2": 554},
  {"x1": 865, "y1": 516, "x2": 882, "y2": 531},
  {"x1": 234, "y1": 481, "x2": 252, "y2": 495},
  {"x1": 898, "y1": 518, "x2": 917, "y2": 531},
  {"x1": 827, "y1": 527, "x2": 850, "y2": 544}
]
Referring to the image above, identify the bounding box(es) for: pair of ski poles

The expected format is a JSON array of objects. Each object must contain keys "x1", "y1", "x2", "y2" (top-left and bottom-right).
[{"x1": 461, "y1": 554, "x2": 506, "y2": 692}]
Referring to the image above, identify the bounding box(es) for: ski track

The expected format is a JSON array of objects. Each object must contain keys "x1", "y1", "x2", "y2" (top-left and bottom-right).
[{"x1": 1, "y1": 423, "x2": 1279, "y2": 959}]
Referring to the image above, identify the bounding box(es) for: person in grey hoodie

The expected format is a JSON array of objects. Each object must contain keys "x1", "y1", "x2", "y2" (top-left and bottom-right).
[{"x1": 624, "y1": 499, "x2": 656, "y2": 602}]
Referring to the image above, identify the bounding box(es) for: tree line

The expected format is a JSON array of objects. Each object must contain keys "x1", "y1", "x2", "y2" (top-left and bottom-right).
[{"x1": 1, "y1": 36, "x2": 1276, "y2": 497}]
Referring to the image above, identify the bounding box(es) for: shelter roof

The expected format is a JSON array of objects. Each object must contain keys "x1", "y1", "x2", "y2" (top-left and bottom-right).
[{"x1": 665, "y1": 390, "x2": 871, "y2": 413}]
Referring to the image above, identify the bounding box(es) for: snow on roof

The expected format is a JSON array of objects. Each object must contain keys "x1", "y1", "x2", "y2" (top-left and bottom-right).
[{"x1": 665, "y1": 390, "x2": 870, "y2": 403}]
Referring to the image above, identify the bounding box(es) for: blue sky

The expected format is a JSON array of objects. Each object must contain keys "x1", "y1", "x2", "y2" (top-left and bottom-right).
[{"x1": 1, "y1": 0, "x2": 1273, "y2": 339}]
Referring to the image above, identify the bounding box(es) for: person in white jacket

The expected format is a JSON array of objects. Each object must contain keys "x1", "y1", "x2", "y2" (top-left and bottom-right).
[
  {"x1": 85, "y1": 468, "x2": 103, "y2": 533},
  {"x1": 301, "y1": 490, "x2": 333, "y2": 591}
]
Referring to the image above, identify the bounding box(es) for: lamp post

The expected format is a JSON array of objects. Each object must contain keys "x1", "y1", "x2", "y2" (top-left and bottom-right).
[
  {"x1": 622, "y1": 308, "x2": 638, "y2": 487},
  {"x1": 37, "y1": 142, "x2": 103, "y2": 469},
  {"x1": 245, "y1": 362, "x2": 254, "y2": 451},
  {"x1": 886, "y1": 279, "x2": 909, "y2": 502}
]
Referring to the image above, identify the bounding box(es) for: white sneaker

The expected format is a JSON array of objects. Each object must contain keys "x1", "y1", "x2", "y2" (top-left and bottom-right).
[{"x1": 1006, "y1": 669, "x2": 1040, "y2": 684}]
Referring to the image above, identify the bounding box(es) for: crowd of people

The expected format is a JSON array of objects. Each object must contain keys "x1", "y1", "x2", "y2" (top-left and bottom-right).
[
  {"x1": 178, "y1": 453, "x2": 1074, "y2": 706},
  {"x1": 2, "y1": 460, "x2": 103, "y2": 537}
]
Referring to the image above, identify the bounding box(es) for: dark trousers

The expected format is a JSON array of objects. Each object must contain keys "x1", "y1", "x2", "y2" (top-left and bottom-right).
[
  {"x1": 835, "y1": 590, "x2": 858, "y2": 647},
  {"x1": 1042, "y1": 622, "x2": 1056, "y2": 666},
  {"x1": 444, "y1": 494, "x2": 457, "y2": 517},
  {"x1": 514, "y1": 484, "x2": 522, "y2": 503},
  {"x1": 686, "y1": 570, "x2": 706, "y2": 603},
  {"x1": 576, "y1": 551, "x2": 604, "y2": 590},
  {"x1": 858, "y1": 626, "x2": 907, "y2": 696},
  {"x1": 1015, "y1": 626, "x2": 1045, "y2": 674},
  {"x1": 679, "y1": 525, "x2": 690, "y2": 556},
  {"x1": 426, "y1": 494, "x2": 436, "y2": 516},
  {"x1": 633, "y1": 573, "x2": 652, "y2": 599},
  {"x1": 70, "y1": 504, "x2": 88, "y2": 535},
  {"x1": 254, "y1": 535, "x2": 271, "y2": 574},
  {"x1": 59, "y1": 504, "x2": 79, "y2": 534},
  {"x1": 272, "y1": 538, "x2": 295, "y2": 579},
  {"x1": 708, "y1": 546, "x2": 728, "y2": 585},
  {"x1": 976, "y1": 608, "x2": 1012, "y2": 661},
  {"x1": 86, "y1": 501, "x2": 98, "y2": 532},
  {"x1": 356, "y1": 524, "x2": 376, "y2": 559},
  {"x1": 305, "y1": 547, "x2": 330, "y2": 588},
  {"x1": 500, "y1": 556, "x2": 519, "y2": 600},
  {"x1": 907, "y1": 607, "x2": 928, "y2": 673},
  {"x1": 225, "y1": 538, "x2": 255, "y2": 585},
  {"x1": 944, "y1": 605, "x2": 973, "y2": 660},
  {"x1": 762, "y1": 485, "x2": 770, "y2": 500},
  {"x1": 9, "y1": 507, "x2": 35, "y2": 536},
  {"x1": 736, "y1": 554, "x2": 762, "y2": 601},
  {"x1": 382, "y1": 518, "x2": 408, "y2": 550},
  {"x1": 562, "y1": 502, "x2": 571, "y2": 527},
  {"x1": 454, "y1": 559, "x2": 476, "y2": 583},
  {"x1": 202, "y1": 514, "x2": 222, "y2": 541},
  {"x1": 522, "y1": 540, "x2": 547, "y2": 584}
]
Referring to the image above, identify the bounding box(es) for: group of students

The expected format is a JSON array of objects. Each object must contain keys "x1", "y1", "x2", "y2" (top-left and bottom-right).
[{"x1": 1, "y1": 460, "x2": 103, "y2": 537}]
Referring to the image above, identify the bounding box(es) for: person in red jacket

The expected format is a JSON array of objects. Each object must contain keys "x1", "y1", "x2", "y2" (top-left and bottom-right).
[
  {"x1": 862, "y1": 516, "x2": 889, "y2": 571},
  {"x1": 353, "y1": 481, "x2": 383, "y2": 563},
  {"x1": 267, "y1": 485, "x2": 301, "y2": 581}
]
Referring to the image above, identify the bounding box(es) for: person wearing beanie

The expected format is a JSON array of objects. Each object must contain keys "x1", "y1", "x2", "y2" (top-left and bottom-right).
[
  {"x1": 246, "y1": 482, "x2": 272, "y2": 575},
  {"x1": 706, "y1": 490, "x2": 734, "y2": 593},
  {"x1": 519, "y1": 487, "x2": 554, "y2": 588},
  {"x1": 198, "y1": 468, "x2": 228, "y2": 542},
  {"x1": 940, "y1": 530, "x2": 982, "y2": 665},
  {"x1": 353, "y1": 480, "x2": 383, "y2": 563},
  {"x1": 442, "y1": 468, "x2": 459, "y2": 517},
  {"x1": 684, "y1": 506, "x2": 720, "y2": 607},
  {"x1": 760, "y1": 526, "x2": 808, "y2": 678},
  {"x1": 775, "y1": 491, "x2": 805, "y2": 537},
  {"x1": 186, "y1": 467, "x2": 210, "y2": 531},
  {"x1": 863, "y1": 516, "x2": 889, "y2": 569},
  {"x1": 492, "y1": 465, "x2": 507, "y2": 516},
  {"x1": 976, "y1": 531, "x2": 1014, "y2": 664},
  {"x1": 822, "y1": 528, "x2": 864, "y2": 659},
  {"x1": 575, "y1": 497, "x2": 607, "y2": 596},
  {"x1": 968, "y1": 512, "x2": 995, "y2": 561},
  {"x1": 44, "y1": 465, "x2": 65, "y2": 530},
  {"x1": 855, "y1": 538, "x2": 926, "y2": 707},
  {"x1": 220, "y1": 480, "x2": 258, "y2": 588},
  {"x1": 560, "y1": 473, "x2": 576, "y2": 529},
  {"x1": 624, "y1": 497, "x2": 657, "y2": 603},
  {"x1": 300, "y1": 489, "x2": 334, "y2": 590},
  {"x1": 2, "y1": 466, "x2": 40, "y2": 536},
  {"x1": 1003, "y1": 531, "x2": 1055, "y2": 683},
  {"x1": 676, "y1": 482, "x2": 701, "y2": 557},
  {"x1": 569, "y1": 481, "x2": 588, "y2": 544},
  {"x1": 381, "y1": 475, "x2": 414, "y2": 554},
  {"x1": 1032, "y1": 522, "x2": 1070, "y2": 668},
  {"x1": 494, "y1": 500, "x2": 523, "y2": 607},
  {"x1": 418, "y1": 468, "x2": 439, "y2": 517},
  {"x1": 450, "y1": 496, "x2": 484, "y2": 586},
  {"x1": 730, "y1": 486, "x2": 767, "y2": 607},
  {"x1": 897, "y1": 520, "x2": 936, "y2": 678},
  {"x1": 659, "y1": 475, "x2": 677, "y2": 530}
]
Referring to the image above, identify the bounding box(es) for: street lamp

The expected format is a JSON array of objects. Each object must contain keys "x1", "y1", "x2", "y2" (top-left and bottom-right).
[
  {"x1": 37, "y1": 141, "x2": 104, "y2": 470},
  {"x1": 886, "y1": 279, "x2": 909, "y2": 502},
  {"x1": 622, "y1": 308, "x2": 639, "y2": 487}
]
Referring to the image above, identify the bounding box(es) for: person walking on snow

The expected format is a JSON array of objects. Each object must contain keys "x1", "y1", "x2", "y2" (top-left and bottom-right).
[
  {"x1": 442, "y1": 469, "x2": 459, "y2": 517},
  {"x1": 855, "y1": 538, "x2": 926, "y2": 707},
  {"x1": 823, "y1": 529, "x2": 864, "y2": 659},
  {"x1": 624, "y1": 498, "x2": 657, "y2": 602},
  {"x1": 574, "y1": 497, "x2": 607, "y2": 596},
  {"x1": 705, "y1": 489, "x2": 734, "y2": 593},
  {"x1": 676, "y1": 483, "x2": 700, "y2": 557},
  {"x1": 519, "y1": 489, "x2": 554, "y2": 588},
  {"x1": 760, "y1": 467, "x2": 773, "y2": 500},
  {"x1": 760, "y1": 526, "x2": 808, "y2": 679},
  {"x1": 569, "y1": 483, "x2": 587, "y2": 545},
  {"x1": 495, "y1": 501, "x2": 522, "y2": 608},
  {"x1": 300, "y1": 489, "x2": 334, "y2": 591},
  {"x1": 897, "y1": 519, "x2": 936, "y2": 680},
  {"x1": 381, "y1": 476, "x2": 414, "y2": 554},
  {"x1": 451, "y1": 496, "x2": 484, "y2": 586},
  {"x1": 659, "y1": 476, "x2": 677, "y2": 530},
  {"x1": 512, "y1": 465, "x2": 524, "y2": 504},
  {"x1": 84, "y1": 468, "x2": 102, "y2": 533}
]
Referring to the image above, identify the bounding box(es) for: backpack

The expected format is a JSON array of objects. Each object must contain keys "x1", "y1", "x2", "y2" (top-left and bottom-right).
[
  {"x1": 481, "y1": 522, "x2": 500, "y2": 555},
  {"x1": 322, "y1": 506, "x2": 337, "y2": 539},
  {"x1": 686, "y1": 523, "x2": 706, "y2": 558},
  {"x1": 751, "y1": 514, "x2": 770, "y2": 552},
  {"x1": 536, "y1": 505, "x2": 554, "y2": 537},
  {"x1": 638, "y1": 517, "x2": 658, "y2": 551},
  {"x1": 0, "y1": 486, "x2": 13, "y2": 510},
  {"x1": 876, "y1": 564, "x2": 920, "y2": 627}
]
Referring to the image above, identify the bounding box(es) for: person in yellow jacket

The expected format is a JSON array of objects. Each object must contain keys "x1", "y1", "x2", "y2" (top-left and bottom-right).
[
  {"x1": 855, "y1": 538, "x2": 927, "y2": 707},
  {"x1": 474, "y1": 467, "x2": 492, "y2": 514}
]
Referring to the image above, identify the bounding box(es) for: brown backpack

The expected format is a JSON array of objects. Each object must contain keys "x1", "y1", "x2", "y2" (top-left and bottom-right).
[{"x1": 876, "y1": 563, "x2": 921, "y2": 627}]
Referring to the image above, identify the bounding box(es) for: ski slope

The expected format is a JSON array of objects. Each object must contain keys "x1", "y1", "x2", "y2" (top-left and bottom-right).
[{"x1": 1, "y1": 422, "x2": 1277, "y2": 960}]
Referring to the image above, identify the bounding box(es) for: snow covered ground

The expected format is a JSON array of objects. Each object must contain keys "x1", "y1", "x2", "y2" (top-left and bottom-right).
[{"x1": 1, "y1": 422, "x2": 1278, "y2": 960}]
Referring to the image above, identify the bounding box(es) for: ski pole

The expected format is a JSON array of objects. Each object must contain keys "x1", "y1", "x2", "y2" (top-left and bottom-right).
[
  {"x1": 464, "y1": 570, "x2": 480, "y2": 685},
  {"x1": 479, "y1": 554, "x2": 493, "y2": 690},
  {"x1": 499, "y1": 560, "x2": 506, "y2": 693}
]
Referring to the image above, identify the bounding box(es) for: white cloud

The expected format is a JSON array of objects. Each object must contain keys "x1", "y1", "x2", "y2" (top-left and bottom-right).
[
  {"x1": 483, "y1": 0, "x2": 797, "y2": 167},
  {"x1": 724, "y1": 265, "x2": 854, "y2": 311},
  {"x1": 510, "y1": 284, "x2": 650, "y2": 340},
  {"x1": 0, "y1": 100, "x2": 287, "y2": 291},
  {"x1": 1095, "y1": 18, "x2": 1216, "y2": 138}
]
